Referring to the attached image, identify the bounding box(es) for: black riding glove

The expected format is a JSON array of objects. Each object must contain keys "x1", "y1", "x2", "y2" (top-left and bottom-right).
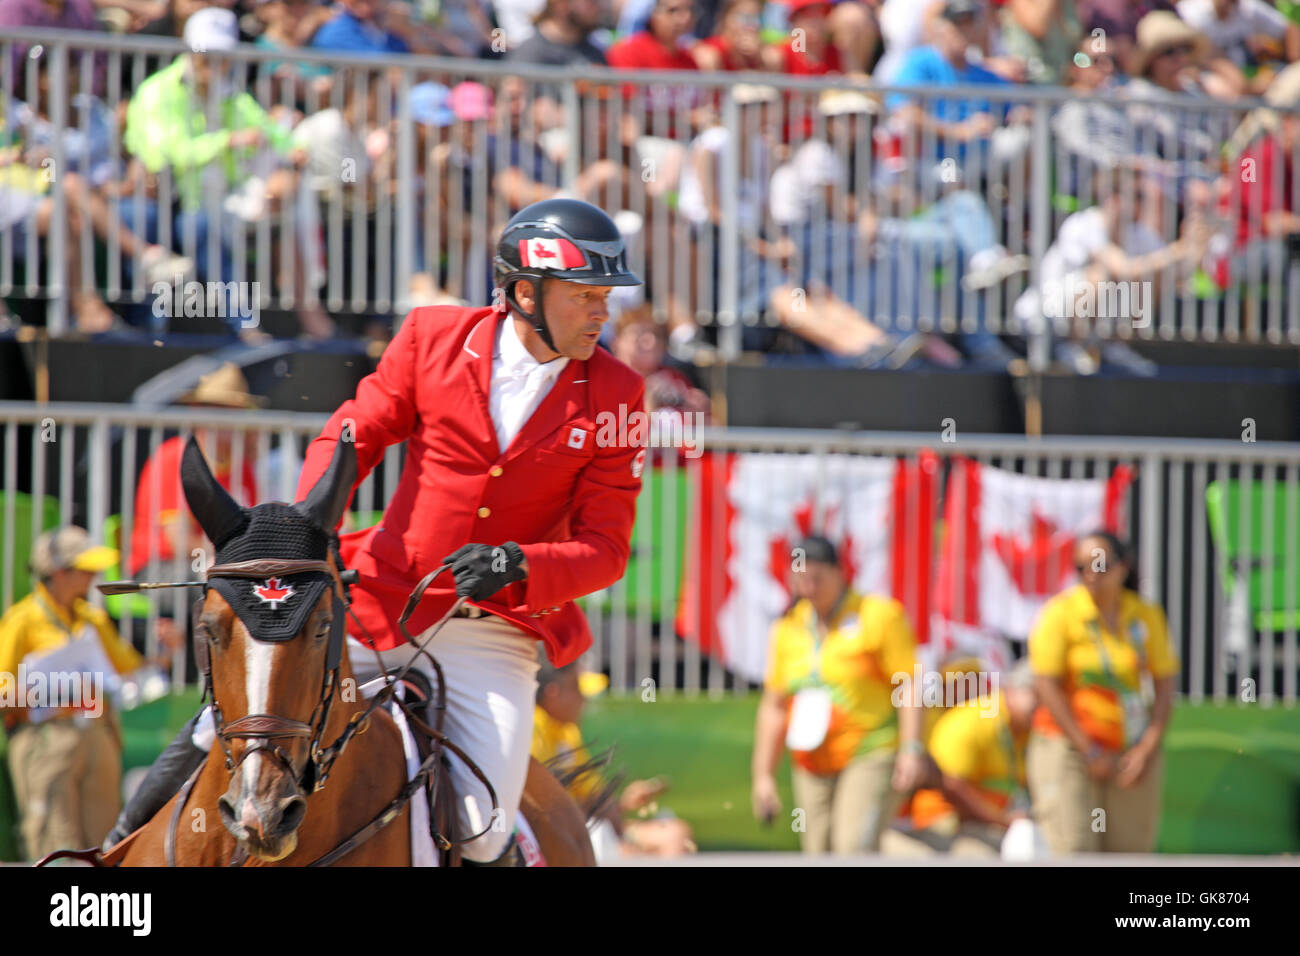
[{"x1": 441, "y1": 541, "x2": 527, "y2": 601}]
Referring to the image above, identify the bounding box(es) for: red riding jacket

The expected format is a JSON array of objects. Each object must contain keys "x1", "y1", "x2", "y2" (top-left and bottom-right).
[{"x1": 295, "y1": 306, "x2": 646, "y2": 666}]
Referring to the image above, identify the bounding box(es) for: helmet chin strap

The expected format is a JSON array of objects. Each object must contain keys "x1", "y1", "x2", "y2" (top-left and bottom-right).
[{"x1": 504, "y1": 274, "x2": 558, "y2": 354}]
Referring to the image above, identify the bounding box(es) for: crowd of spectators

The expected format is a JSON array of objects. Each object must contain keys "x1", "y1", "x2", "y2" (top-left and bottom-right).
[{"x1": 2, "y1": 0, "x2": 1300, "y2": 375}]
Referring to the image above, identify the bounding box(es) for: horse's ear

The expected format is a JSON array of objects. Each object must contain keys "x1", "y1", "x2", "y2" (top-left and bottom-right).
[
  {"x1": 181, "y1": 436, "x2": 246, "y2": 548},
  {"x1": 295, "y1": 439, "x2": 356, "y2": 532}
]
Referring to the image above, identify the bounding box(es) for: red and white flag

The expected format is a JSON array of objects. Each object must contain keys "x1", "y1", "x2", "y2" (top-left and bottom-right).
[
  {"x1": 931, "y1": 458, "x2": 1134, "y2": 668},
  {"x1": 518, "y1": 237, "x2": 586, "y2": 270},
  {"x1": 676, "y1": 451, "x2": 937, "y2": 684}
]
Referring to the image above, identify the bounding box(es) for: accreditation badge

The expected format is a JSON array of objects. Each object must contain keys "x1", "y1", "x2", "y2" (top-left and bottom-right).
[
  {"x1": 786, "y1": 686, "x2": 833, "y2": 752},
  {"x1": 1120, "y1": 689, "x2": 1149, "y2": 750}
]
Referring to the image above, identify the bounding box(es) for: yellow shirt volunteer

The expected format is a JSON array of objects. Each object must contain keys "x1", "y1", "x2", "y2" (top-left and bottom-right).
[
  {"x1": 927, "y1": 693, "x2": 1025, "y2": 819},
  {"x1": 0, "y1": 583, "x2": 143, "y2": 730},
  {"x1": 531, "y1": 705, "x2": 599, "y2": 802},
  {"x1": 1029, "y1": 585, "x2": 1179, "y2": 752},
  {"x1": 764, "y1": 590, "x2": 917, "y2": 777}
]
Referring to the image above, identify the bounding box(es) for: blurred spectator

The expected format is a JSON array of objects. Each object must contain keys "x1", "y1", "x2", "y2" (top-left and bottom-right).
[
  {"x1": 532, "y1": 658, "x2": 695, "y2": 860},
  {"x1": 763, "y1": 0, "x2": 845, "y2": 75},
  {"x1": 1126, "y1": 9, "x2": 1246, "y2": 99},
  {"x1": 693, "y1": 0, "x2": 765, "y2": 70},
  {"x1": 873, "y1": 0, "x2": 943, "y2": 82},
  {"x1": 888, "y1": 663, "x2": 1037, "y2": 856},
  {"x1": 494, "y1": 0, "x2": 547, "y2": 48},
  {"x1": 607, "y1": 0, "x2": 700, "y2": 69},
  {"x1": 610, "y1": 305, "x2": 710, "y2": 421},
  {"x1": 253, "y1": 0, "x2": 336, "y2": 81},
  {"x1": 0, "y1": 527, "x2": 153, "y2": 860},
  {"x1": 439, "y1": 0, "x2": 497, "y2": 56},
  {"x1": 1177, "y1": 0, "x2": 1300, "y2": 92},
  {"x1": 998, "y1": 0, "x2": 1082, "y2": 84},
  {"x1": 887, "y1": 0, "x2": 1030, "y2": 165},
  {"x1": 124, "y1": 7, "x2": 331, "y2": 338},
  {"x1": 752, "y1": 536, "x2": 926, "y2": 854},
  {"x1": 1014, "y1": 168, "x2": 1208, "y2": 375},
  {"x1": 1077, "y1": 0, "x2": 1176, "y2": 74},
  {"x1": 128, "y1": 363, "x2": 261, "y2": 579},
  {"x1": 1026, "y1": 531, "x2": 1178, "y2": 854},
  {"x1": 1051, "y1": 35, "x2": 1137, "y2": 185},
  {"x1": 507, "y1": 0, "x2": 609, "y2": 65},
  {"x1": 135, "y1": 0, "x2": 235, "y2": 37},
  {"x1": 673, "y1": 85, "x2": 903, "y2": 364},
  {"x1": 1213, "y1": 62, "x2": 1300, "y2": 288},
  {"x1": 0, "y1": 0, "x2": 105, "y2": 99},
  {"x1": 1, "y1": 74, "x2": 192, "y2": 332},
  {"x1": 310, "y1": 0, "x2": 410, "y2": 53}
]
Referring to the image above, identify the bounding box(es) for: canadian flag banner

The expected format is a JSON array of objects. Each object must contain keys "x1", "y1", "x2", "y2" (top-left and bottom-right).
[
  {"x1": 931, "y1": 458, "x2": 1134, "y2": 667},
  {"x1": 676, "y1": 451, "x2": 937, "y2": 684},
  {"x1": 518, "y1": 236, "x2": 586, "y2": 270}
]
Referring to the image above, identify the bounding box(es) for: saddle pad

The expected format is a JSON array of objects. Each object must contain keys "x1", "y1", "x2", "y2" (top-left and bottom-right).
[{"x1": 360, "y1": 677, "x2": 437, "y2": 867}]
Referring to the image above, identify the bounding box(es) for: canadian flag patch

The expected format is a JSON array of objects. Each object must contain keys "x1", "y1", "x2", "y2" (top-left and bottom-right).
[
  {"x1": 252, "y1": 577, "x2": 295, "y2": 609},
  {"x1": 568, "y1": 427, "x2": 587, "y2": 449},
  {"x1": 519, "y1": 237, "x2": 586, "y2": 270}
]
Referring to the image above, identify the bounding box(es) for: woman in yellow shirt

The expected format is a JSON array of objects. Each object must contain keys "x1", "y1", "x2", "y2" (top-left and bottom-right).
[
  {"x1": 1026, "y1": 530, "x2": 1178, "y2": 854},
  {"x1": 751, "y1": 536, "x2": 926, "y2": 855}
]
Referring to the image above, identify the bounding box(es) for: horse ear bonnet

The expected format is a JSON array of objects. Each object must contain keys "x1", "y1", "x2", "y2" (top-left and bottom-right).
[{"x1": 208, "y1": 503, "x2": 333, "y2": 642}]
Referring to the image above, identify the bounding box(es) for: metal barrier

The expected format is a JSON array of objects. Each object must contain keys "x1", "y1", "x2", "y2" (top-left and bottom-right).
[
  {"x1": 1, "y1": 402, "x2": 1296, "y2": 704},
  {"x1": 2, "y1": 28, "x2": 1298, "y2": 356}
]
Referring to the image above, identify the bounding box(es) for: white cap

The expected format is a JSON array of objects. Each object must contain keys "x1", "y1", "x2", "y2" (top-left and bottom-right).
[{"x1": 184, "y1": 7, "x2": 239, "y2": 54}]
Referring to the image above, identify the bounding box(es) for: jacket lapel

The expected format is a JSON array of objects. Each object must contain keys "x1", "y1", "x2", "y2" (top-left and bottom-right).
[
  {"x1": 458, "y1": 311, "x2": 502, "y2": 457},
  {"x1": 504, "y1": 357, "x2": 588, "y2": 462}
]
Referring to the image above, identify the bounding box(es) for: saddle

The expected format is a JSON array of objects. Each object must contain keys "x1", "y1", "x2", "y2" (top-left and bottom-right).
[{"x1": 386, "y1": 669, "x2": 463, "y2": 867}]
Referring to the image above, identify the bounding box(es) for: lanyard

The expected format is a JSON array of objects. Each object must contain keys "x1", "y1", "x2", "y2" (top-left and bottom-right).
[
  {"x1": 804, "y1": 590, "x2": 850, "y2": 685},
  {"x1": 36, "y1": 593, "x2": 82, "y2": 641},
  {"x1": 1086, "y1": 609, "x2": 1145, "y2": 683}
]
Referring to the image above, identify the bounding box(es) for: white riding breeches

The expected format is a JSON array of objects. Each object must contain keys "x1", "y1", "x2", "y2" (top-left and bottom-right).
[{"x1": 344, "y1": 615, "x2": 541, "y2": 862}]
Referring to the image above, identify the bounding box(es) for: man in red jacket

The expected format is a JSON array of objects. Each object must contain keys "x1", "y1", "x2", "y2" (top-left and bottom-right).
[{"x1": 105, "y1": 199, "x2": 647, "y2": 864}]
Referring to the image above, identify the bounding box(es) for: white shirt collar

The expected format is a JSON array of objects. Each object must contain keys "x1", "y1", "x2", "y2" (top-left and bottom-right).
[{"x1": 496, "y1": 315, "x2": 568, "y2": 381}]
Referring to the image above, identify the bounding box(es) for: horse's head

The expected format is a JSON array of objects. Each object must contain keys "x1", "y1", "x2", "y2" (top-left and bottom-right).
[{"x1": 182, "y1": 436, "x2": 355, "y2": 862}]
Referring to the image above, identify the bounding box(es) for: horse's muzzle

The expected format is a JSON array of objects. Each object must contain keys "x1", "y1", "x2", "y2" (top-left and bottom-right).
[{"x1": 219, "y1": 753, "x2": 307, "y2": 861}]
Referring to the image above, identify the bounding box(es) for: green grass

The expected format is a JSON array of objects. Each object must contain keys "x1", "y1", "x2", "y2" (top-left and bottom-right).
[
  {"x1": 4, "y1": 691, "x2": 1296, "y2": 860},
  {"x1": 582, "y1": 695, "x2": 1300, "y2": 855}
]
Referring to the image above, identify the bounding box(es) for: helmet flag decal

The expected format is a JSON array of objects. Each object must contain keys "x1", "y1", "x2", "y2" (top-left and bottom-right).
[{"x1": 519, "y1": 237, "x2": 587, "y2": 270}]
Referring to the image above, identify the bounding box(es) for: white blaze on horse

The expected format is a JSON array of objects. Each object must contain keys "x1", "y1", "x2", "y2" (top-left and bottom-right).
[{"x1": 83, "y1": 437, "x2": 594, "y2": 867}]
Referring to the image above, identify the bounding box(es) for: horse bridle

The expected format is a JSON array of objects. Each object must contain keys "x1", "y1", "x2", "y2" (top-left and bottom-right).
[
  {"x1": 85, "y1": 552, "x2": 504, "y2": 866},
  {"x1": 196, "y1": 556, "x2": 351, "y2": 796}
]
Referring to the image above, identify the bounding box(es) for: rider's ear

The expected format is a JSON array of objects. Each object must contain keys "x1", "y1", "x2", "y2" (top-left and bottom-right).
[
  {"x1": 295, "y1": 438, "x2": 357, "y2": 532},
  {"x1": 181, "y1": 436, "x2": 246, "y2": 548}
]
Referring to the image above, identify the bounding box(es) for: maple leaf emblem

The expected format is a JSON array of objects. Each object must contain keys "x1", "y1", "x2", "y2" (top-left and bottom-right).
[
  {"x1": 252, "y1": 577, "x2": 295, "y2": 609},
  {"x1": 533, "y1": 244, "x2": 557, "y2": 258}
]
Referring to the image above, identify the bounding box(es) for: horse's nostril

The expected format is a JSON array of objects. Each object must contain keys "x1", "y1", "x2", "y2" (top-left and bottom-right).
[
  {"x1": 217, "y1": 795, "x2": 236, "y2": 822},
  {"x1": 276, "y1": 795, "x2": 307, "y2": 835}
]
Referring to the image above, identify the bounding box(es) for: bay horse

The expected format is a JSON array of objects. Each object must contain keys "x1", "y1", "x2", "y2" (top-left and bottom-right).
[{"x1": 108, "y1": 437, "x2": 594, "y2": 867}]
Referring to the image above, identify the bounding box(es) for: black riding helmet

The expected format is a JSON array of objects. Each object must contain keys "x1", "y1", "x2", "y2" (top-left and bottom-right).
[{"x1": 493, "y1": 198, "x2": 642, "y2": 351}]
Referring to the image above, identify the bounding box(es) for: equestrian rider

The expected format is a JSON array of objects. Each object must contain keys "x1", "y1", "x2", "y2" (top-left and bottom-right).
[{"x1": 105, "y1": 198, "x2": 647, "y2": 864}]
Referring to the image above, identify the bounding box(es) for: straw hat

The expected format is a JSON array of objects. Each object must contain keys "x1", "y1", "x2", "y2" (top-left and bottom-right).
[
  {"x1": 1130, "y1": 11, "x2": 1211, "y2": 77},
  {"x1": 818, "y1": 88, "x2": 880, "y2": 117},
  {"x1": 732, "y1": 83, "x2": 779, "y2": 105},
  {"x1": 178, "y1": 363, "x2": 266, "y2": 409}
]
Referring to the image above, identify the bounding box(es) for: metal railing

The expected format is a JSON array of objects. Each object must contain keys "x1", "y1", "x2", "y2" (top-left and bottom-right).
[
  {"x1": 1, "y1": 402, "x2": 1297, "y2": 703},
  {"x1": 2, "y1": 28, "x2": 1298, "y2": 358}
]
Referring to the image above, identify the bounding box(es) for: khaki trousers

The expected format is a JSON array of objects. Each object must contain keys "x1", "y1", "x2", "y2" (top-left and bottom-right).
[
  {"x1": 8, "y1": 717, "x2": 122, "y2": 860},
  {"x1": 792, "y1": 747, "x2": 901, "y2": 854},
  {"x1": 1026, "y1": 732, "x2": 1163, "y2": 855}
]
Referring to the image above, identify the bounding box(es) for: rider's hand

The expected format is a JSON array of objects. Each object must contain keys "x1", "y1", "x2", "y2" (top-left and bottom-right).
[{"x1": 441, "y1": 541, "x2": 527, "y2": 601}]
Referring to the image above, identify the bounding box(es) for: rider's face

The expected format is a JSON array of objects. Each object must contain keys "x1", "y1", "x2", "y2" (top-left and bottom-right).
[{"x1": 515, "y1": 279, "x2": 614, "y2": 362}]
